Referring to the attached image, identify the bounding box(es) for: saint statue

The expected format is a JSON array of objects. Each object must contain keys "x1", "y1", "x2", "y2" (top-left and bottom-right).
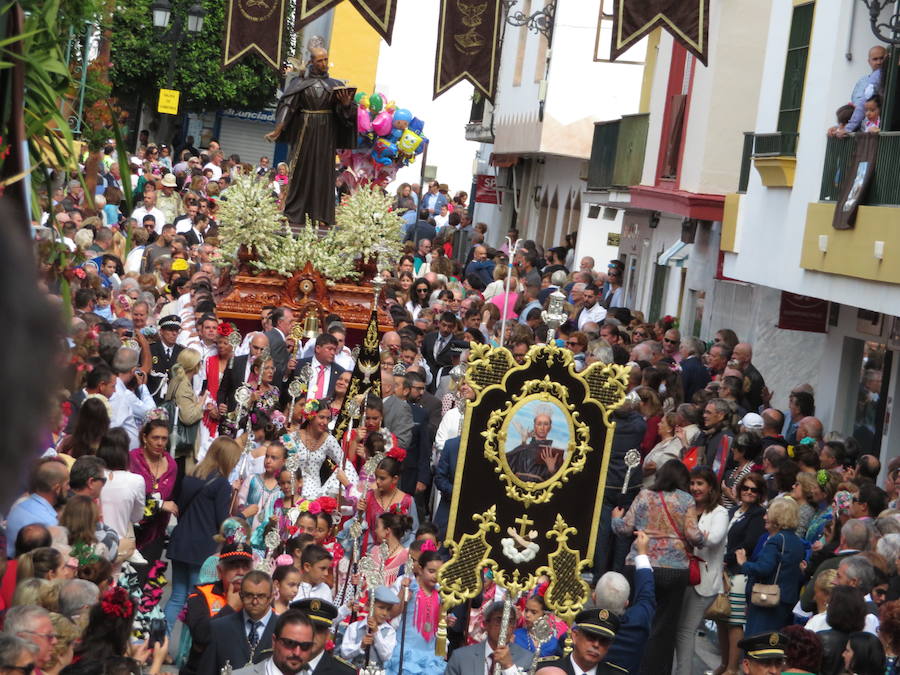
[{"x1": 266, "y1": 45, "x2": 356, "y2": 227}]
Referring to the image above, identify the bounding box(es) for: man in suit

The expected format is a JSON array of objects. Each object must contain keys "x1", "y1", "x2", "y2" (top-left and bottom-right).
[
  {"x1": 592, "y1": 532, "x2": 655, "y2": 674},
  {"x1": 218, "y1": 332, "x2": 269, "y2": 414},
  {"x1": 148, "y1": 314, "x2": 184, "y2": 404},
  {"x1": 380, "y1": 372, "x2": 413, "y2": 451},
  {"x1": 679, "y1": 336, "x2": 710, "y2": 402},
  {"x1": 403, "y1": 208, "x2": 436, "y2": 245},
  {"x1": 264, "y1": 307, "x2": 294, "y2": 385},
  {"x1": 535, "y1": 608, "x2": 620, "y2": 675},
  {"x1": 433, "y1": 435, "x2": 460, "y2": 539},
  {"x1": 445, "y1": 601, "x2": 533, "y2": 674},
  {"x1": 285, "y1": 333, "x2": 344, "y2": 400},
  {"x1": 198, "y1": 571, "x2": 275, "y2": 675},
  {"x1": 288, "y1": 599, "x2": 355, "y2": 674},
  {"x1": 405, "y1": 369, "x2": 439, "y2": 442},
  {"x1": 421, "y1": 311, "x2": 457, "y2": 382},
  {"x1": 232, "y1": 610, "x2": 317, "y2": 675},
  {"x1": 394, "y1": 374, "x2": 432, "y2": 513},
  {"x1": 183, "y1": 213, "x2": 209, "y2": 247}
]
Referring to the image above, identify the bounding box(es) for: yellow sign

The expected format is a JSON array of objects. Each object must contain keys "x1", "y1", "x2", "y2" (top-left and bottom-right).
[
  {"x1": 607, "y1": 232, "x2": 621, "y2": 247},
  {"x1": 157, "y1": 89, "x2": 180, "y2": 115}
]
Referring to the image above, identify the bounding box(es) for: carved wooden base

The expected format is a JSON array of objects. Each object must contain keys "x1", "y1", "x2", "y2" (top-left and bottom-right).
[{"x1": 216, "y1": 262, "x2": 391, "y2": 331}]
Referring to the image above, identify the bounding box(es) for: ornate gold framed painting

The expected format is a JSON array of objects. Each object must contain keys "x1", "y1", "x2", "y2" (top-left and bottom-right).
[{"x1": 438, "y1": 342, "x2": 627, "y2": 621}]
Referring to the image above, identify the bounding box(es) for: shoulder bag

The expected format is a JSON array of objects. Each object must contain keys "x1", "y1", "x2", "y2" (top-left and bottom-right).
[
  {"x1": 658, "y1": 491, "x2": 702, "y2": 586},
  {"x1": 750, "y1": 534, "x2": 785, "y2": 608}
]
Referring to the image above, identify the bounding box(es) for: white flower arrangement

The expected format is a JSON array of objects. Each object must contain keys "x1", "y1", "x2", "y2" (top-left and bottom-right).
[{"x1": 217, "y1": 179, "x2": 403, "y2": 283}]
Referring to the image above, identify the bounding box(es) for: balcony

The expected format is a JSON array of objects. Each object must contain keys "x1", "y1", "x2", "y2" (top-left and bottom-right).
[
  {"x1": 819, "y1": 133, "x2": 900, "y2": 204},
  {"x1": 737, "y1": 131, "x2": 799, "y2": 190},
  {"x1": 586, "y1": 113, "x2": 649, "y2": 192},
  {"x1": 464, "y1": 95, "x2": 494, "y2": 143}
]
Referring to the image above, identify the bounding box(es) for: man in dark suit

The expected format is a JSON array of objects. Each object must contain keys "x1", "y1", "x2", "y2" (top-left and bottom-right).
[
  {"x1": 263, "y1": 307, "x2": 294, "y2": 385},
  {"x1": 403, "y1": 208, "x2": 436, "y2": 245},
  {"x1": 284, "y1": 333, "x2": 344, "y2": 400},
  {"x1": 433, "y1": 435, "x2": 460, "y2": 539},
  {"x1": 289, "y1": 599, "x2": 355, "y2": 674},
  {"x1": 405, "y1": 369, "x2": 440, "y2": 441},
  {"x1": 198, "y1": 571, "x2": 275, "y2": 675},
  {"x1": 394, "y1": 374, "x2": 433, "y2": 514},
  {"x1": 218, "y1": 332, "x2": 269, "y2": 414},
  {"x1": 535, "y1": 608, "x2": 620, "y2": 675},
  {"x1": 593, "y1": 532, "x2": 655, "y2": 674},
  {"x1": 445, "y1": 601, "x2": 533, "y2": 674},
  {"x1": 679, "y1": 336, "x2": 711, "y2": 402},
  {"x1": 183, "y1": 214, "x2": 209, "y2": 247},
  {"x1": 148, "y1": 314, "x2": 184, "y2": 404},
  {"x1": 421, "y1": 311, "x2": 457, "y2": 382}
]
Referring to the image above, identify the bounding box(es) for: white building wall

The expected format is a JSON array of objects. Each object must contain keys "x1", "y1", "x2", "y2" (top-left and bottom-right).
[{"x1": 724, "y1": 0, "x2": 900, "y2": 315}]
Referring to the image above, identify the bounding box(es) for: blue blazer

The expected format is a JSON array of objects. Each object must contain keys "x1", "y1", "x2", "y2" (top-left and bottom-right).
[
  {"x1": 433, "y1": 436, "x2": 460, "y2": 538},
  {"x1": 603, "y1": 566, "x2": 655, "y2": 673},
  {"x1": 741, "y1": 530, "x2": 806, "y2": 608},
  {"x1": 680, "y1": 355, "x2": 711, "y2": 402},
  {"x1": 167, "y1": 472, "x2": 232, "y2": 566}
]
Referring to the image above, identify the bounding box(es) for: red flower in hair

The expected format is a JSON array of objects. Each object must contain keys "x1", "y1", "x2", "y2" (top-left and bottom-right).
[
  {"x1": 100, "y1": 586, "x2": 134, "y2": 619},
  {"x1": 386, "y1": 447, "x2": 406, "y2": 462},
  {"x1": 217, "y1": 322, "x2": 234, "y2": 337},
  {"x1": 388, "y1": 502, "x2": 409, "y2": 516},
  {"x1": 419, "y1": 540, "x2": 437, "y2": 553},
  {"x1": 308, "y1": 501, "x2": 322, "y2": 515},
  {"x1": 316, "y1": 496, "x2": 337, "y2": 514}
]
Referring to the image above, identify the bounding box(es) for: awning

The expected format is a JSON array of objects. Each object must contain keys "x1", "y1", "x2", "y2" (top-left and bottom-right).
[{"x1": 657, "y1": 240, "x2": 692, "y2": 267}]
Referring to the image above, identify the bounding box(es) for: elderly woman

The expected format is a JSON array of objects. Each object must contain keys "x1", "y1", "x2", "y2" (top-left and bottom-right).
[
  {"x1": 792, "y1": 472, "x2": 819, "y2": 537},
  {"x1": 805, "y1": 470, "x2": 841, "y2": 546},
  {"x1": 613, "y1": 460, "x2": 703, "y2": 674},
  {"x1": 736, "y1": 496, "x2": 806, "y2": 635}
]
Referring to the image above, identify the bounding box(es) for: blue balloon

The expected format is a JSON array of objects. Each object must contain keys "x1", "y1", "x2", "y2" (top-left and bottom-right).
[
  {"x1": 389, "y1": 128, "x2": 403, "y2": 141},
  {"x1": 393, "y1": 108, "x2": 413, "y2": 125},
  {"x1": 409, "y1": 117, "x2": 425, "y2": 134}
]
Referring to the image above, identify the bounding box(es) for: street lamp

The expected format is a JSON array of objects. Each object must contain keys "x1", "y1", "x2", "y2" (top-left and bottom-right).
[
  {"x1": 186, "y1": 3, "x2": 206, "y2": 33},
  {"x1": 151, "y1": 0, "x2": 171, "y2": 29}
]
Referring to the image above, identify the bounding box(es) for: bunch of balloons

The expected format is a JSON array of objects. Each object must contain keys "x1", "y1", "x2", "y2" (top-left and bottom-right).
[{"x1": 354, "y1": 91, "x2": 428, "y2": 167}]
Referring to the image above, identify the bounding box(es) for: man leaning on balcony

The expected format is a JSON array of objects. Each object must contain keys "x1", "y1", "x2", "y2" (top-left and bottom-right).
[{"x1": 830, "y1": 46, "x2": 886, "y2": 137}]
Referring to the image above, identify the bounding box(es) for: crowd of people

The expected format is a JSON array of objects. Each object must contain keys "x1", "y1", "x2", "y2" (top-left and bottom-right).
[{"x1": 9, "y1": 133, "x2": 900, "y2": 675}]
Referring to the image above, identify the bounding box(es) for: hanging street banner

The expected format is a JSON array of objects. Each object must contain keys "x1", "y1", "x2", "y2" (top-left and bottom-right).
[
  {"x1": 223, "y1": 0, "x2": 286, "y2": 71},
  {"x1": 295, "y1": 0, "x2": 397, "y2": 44},
  {"x1": 610, "y1": 0, "x2": 710, "y2": 66},
  {"x1": 434, "y1": 0, "x2": 503, "y2": 101}
]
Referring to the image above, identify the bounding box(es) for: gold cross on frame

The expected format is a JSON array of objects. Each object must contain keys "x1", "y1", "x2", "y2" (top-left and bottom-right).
[{"x1": 514, "y1": 514, "x2": 535, "y2": 539}]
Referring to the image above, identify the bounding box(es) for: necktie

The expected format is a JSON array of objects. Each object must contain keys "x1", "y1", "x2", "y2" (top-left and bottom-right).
[
  {"x1": 434, "y1": 335, "x2": 445, "y2": 359},
  {"x1": 165, "y1": 347, "x2": 172, "y2": 360},
  {"x1": 315, "y1": 365, "x2": 326, "y2": 399},
  {"x1": 247, "y1": 619, "x2": 261, "y2": 650},
  {"x1": 487, "y1": 655, "x2": 495, "y2": 675}
]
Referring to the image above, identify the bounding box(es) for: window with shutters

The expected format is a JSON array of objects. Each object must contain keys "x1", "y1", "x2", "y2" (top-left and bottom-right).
[{"x1": 777, "y1": 2, "x2": 814, "y2": 135}]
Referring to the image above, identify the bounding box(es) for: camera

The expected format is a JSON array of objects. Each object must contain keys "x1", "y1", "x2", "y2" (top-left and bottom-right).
[
  {"x1": 148, "y1": 618, "x2": 166, "y2": 648},
  {"x1": 134, "y1": 369, "x2": 144, "y2": 378}
]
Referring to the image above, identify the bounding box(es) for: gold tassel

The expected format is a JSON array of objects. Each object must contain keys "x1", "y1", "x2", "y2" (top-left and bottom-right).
[{"x1": 434, "y1": 615, "x2": 448, "y2": 657}]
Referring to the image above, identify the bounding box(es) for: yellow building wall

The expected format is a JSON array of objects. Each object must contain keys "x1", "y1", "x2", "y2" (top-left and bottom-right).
[
  {"x1": 327, "y1": 3, "x2": 381, "y2": 94},
  {"x1": 800, "y1": 202, "x2": 900, "y2": 285}
]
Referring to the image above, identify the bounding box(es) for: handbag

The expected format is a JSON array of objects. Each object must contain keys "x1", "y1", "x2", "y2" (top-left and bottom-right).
[
  {"x1": 658, "y1": 491, "x2": 703, "y2": 586},
  {"x1": 750, "y1": 535, "x2": 785, "y2": 608},
  {"x1": 162, "y1": 398, "x2": 200, "y2": 458},
  {"x1": 705, "y1": 572, "x2": 732, "y2": 621}
]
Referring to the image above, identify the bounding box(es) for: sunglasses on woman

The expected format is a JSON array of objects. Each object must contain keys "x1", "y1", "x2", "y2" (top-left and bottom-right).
[{"x1": 740, "y1": 485, "x2": 761, "y2": 494}]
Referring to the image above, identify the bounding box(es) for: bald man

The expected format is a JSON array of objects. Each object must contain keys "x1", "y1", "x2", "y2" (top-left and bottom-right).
[
  {"x1": 6, "y1": 460, "x2": 68, "y2": 556},
  {"x1": 733, "y1": 342, "x2": 766, "y2": 411},
  {"x1": 464, "y1": 244, "x2": 495, "y2": 286},
  {"x1": 218, "y1": 332, "x2": 269, "y2": 414}
]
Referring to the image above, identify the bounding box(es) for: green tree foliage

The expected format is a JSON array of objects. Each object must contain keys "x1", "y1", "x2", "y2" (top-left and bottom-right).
[{"x1": 110, "y1": 0, "x2": 279, "y2": 112}]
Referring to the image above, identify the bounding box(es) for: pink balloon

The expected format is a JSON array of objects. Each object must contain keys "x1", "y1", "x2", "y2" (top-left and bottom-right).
[
  {"x1": 357, "y1": 107, "x2": 373, "y2": 134},
  {"x1": 372, "y1": 111, "x2": 394, "y2": 137}
]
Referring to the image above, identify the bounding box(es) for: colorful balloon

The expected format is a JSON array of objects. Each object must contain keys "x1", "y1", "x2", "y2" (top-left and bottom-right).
[
  {"x1": 409, "y1": 117, "x2": 425, "y2": 134},
  {"x1": 357, "y1": 107, "x2": 373, "y2": 134},
  {"x1": 369, "y1": 93, "x2": 384, "y2": 113},
  {"x1": 372, "y1": 110, "x2": 394, "y2": 137},
  {"x1": 397, "y1": 129, "x2": 423, "y2": 155},
  {"x1": 392, "y1": 108, "x2": 413, "y2": 131},
  {"x1": 354, "y1": 91, "x2": 368, "y2": 105}
]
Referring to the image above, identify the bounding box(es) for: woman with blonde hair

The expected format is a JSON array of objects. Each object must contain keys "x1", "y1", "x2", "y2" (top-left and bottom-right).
[
  {"x1": 16, "y1": 547, "x2": 66, "y2": 581},
  {"x1": 60, "y1": 495, "x2": 109, "y2": 559},
  {"x1": 11, "y1": 578, "x2": 50, "y2": 608},
  {"x1": 163, "y1": 436, "x2": 242, "y2": 630},
  {"x1": 164, "y1": 347, "x2": 204, "y2": 469},
  {"x1": 45, "y1": 613, "x2": 80, "y2": 675}
]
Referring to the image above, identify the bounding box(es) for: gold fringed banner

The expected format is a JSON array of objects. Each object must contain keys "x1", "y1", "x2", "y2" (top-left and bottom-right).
[
  {"x1": 223, "y1": 0, "x2": 286, "y2": 71},
  {"x1": 295, "y1": 0, "x2": 396, "y2": 44},
  {"x1": 433, "y1": 0, "x2": 503, "y2": 101},
  {"x1": 610, "y1": 0, "x2": 710, "y2": 66}
]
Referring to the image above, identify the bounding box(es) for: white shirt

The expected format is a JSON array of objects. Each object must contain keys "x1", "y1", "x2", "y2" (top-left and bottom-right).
[
  {"x1": 124, "y1": 246, "x2": 145, "y2": 274},
  {"x1": 204, "y1": 162, "x2": 223, "y2": 181},
  {"x1": 130, "y1": 206, "x2": 167, "y2": 233},
  {"x1": 578, "y1": 302, "x2": 607, "y2": 330},
  {"x1": 306, "y1": 357, "x2": 332, "y2": 400},
  {"x1": 568, "y1": 655, "x2": 598, "y2": 675},
  {"x1": 100, "y1": 469, "x2": 146, "y2": 539},
  {"x1": 694, "y1": 505, "x2": 730, "y2": 596},
  {"x1": 244, "y1": 608, "x2": 273, "y2": 639},
  {"x1": 340, "y1": 618, "x2": 397, "y2": 665},
  {"x1": 263, "y1": 658, "x2": 289, "y2": 675},
  {"x1": 109, "y1": 377, "x2": 156, "y2": 448},
  {"x1": 293, "y1": 581, "x2": 333, "y2": 603}
]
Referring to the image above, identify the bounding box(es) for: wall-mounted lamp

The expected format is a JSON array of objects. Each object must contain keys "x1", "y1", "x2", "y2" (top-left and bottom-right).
[
  {"x1": 818, "y1": 235, "x2": 828, "y2": 253},
  {"x1": 874, "y1": 240, "x2": 885, "y2": 260},
  {"x1": 533, "y1": 185, "x2": 542, "y2": 204},
  {"x1": 649, "y1": 211, "x2": 660, "y2": 229}
]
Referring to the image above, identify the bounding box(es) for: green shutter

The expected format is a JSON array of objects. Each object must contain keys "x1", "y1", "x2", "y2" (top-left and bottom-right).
[{"x1": 777, "y1": 2, "x2": 814, "y2": 135}]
